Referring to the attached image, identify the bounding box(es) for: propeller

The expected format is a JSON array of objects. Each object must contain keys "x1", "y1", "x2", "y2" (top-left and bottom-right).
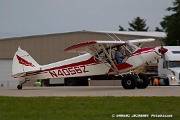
[
  {"x1": 159, "y1": 47, "x2": 168, "y2": 54},
  {"x1": 158, "y1": 44, "x2": 168, "y2": 68},
  {"x1": 158, "y1": 44, "x2": 168, "y2": 55}
]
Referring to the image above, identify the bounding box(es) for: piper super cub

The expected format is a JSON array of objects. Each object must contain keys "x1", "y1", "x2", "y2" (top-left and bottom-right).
[{"x1": 12, "y1": 38, "x2": 167, "y2": 90}]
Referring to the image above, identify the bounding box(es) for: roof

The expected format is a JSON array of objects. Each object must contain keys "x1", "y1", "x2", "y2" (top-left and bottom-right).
[
  {"x1": 0, "y1": 30, "x2": 166, "y2": 41},
  {"x1": 87, "y1": 30, "x2": 166, "y2": 38}
]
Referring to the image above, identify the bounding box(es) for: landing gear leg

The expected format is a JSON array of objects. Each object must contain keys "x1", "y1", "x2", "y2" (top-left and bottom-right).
[
  {"x1": 17, "y1": 78, "x2": 30, "y2": 90},
  {"x1": 136, "y1": 73, "x2": 149, "y2": 89}
]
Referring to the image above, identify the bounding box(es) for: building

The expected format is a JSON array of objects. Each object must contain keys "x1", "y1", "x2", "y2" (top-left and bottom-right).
[{"x1": 0, "y1": 30, "x2": 166, "y2": 87}]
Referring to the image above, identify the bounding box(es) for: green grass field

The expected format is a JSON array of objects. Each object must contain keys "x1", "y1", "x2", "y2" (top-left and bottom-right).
[{"x1": 0, "y1": 96, "x2": 179, "y2": 120}]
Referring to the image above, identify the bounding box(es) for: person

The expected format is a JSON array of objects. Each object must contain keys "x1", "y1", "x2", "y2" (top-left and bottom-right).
[
  {"x1": 153, "y1": 78, "x2": 159, "y2": 86},
  {"x1": 115, "y1": 46, "x2": 125, "y2": 64},
  {"x1": 34, "y1": 79, "x2": 41, "y2": 87}
]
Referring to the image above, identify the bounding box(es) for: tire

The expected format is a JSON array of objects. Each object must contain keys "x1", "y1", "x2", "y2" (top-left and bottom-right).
[
  {"x1": 165, "y1": 78, "x2": 170, "y2": 86},
  {"x1": 121, "y1": 74, "x2": 137, "y2": 89},
  {"x1": 17, "y1": 85, "x2": 23, "y2": 90},
  {"x1": 137, "y1": 73, "x2": 149, "y2": 89},
  {"x1": 41, "y1": 79, "x2": 50, "y2": 86}
]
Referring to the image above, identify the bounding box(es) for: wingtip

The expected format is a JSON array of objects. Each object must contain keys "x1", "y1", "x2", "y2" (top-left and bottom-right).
[{"x1": 147, "y1": 38, "x2": 155, "y2": 42}]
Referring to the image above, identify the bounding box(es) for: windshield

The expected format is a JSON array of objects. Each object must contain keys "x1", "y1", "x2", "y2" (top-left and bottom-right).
[
  {"x1": 125, "y1": 41, "x2": 139, "y2": 53},
  {"x1": 169, "y1": 61, "x2": 180, "y2": 68}
]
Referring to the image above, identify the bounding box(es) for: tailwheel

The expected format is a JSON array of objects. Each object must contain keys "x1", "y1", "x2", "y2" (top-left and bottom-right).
[
  {"x1": 17, "y1": 78, "x2": 30, "y2": 90},
  {"x1": 17, "y1": 85, "x2": 23, "y2": 90},
  {"x1": 136, "y1": 73, "x2": 149, "y2": 89},
  {"x1": 121, "y1": 74, "x2": 137, "y2": 89}
]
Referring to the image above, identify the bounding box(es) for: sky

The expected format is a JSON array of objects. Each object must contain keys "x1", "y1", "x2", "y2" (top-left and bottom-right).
[{"x1": 0, "y1": 0, "x2": 173, "y2": 38}]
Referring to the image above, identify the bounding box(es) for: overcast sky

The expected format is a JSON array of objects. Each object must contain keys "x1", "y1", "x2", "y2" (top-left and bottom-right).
[{"x1": 0, "y1": 0, "x2": 173, "y2": 38}]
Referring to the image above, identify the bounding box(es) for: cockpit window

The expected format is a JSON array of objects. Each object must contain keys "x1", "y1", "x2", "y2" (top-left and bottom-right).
[
  {"x1": 95, "y1": 42, "x2": 139, "y2": 62},
  {"x1": 125, "y1": 41, "x2": 139, "y2": 53}
]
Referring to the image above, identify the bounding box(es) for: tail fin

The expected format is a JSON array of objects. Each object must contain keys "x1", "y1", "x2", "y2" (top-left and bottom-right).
[{"x1": 12, "y1": 47, "x2": 41, "y2": 75}]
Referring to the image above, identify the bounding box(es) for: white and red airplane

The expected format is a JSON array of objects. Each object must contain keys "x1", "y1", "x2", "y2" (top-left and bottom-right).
[{"x1": 12, "y1": 38, "x2": 167, "y2": 90}]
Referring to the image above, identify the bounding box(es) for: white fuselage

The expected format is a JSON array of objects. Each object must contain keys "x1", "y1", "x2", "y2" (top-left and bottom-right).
[{"x1": 15, "y1": 46, "x2": 163, "y2": 81}]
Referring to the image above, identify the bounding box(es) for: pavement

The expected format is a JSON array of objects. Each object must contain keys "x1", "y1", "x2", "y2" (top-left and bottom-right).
[{"x1": 0, "y1": 86, "x2": 180, "y2": 97}]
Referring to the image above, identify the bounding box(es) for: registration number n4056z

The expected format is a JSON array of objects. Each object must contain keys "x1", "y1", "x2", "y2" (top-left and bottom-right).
[{"x1": 49, "y1": 65, "x2": 89, "y2": 78}]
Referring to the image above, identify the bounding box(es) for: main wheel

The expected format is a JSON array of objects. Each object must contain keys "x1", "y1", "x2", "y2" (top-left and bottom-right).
[
  {"x1": 17, "y1": 85, "x2": 23, "y2": 90},
  {"x1": 121, "y1": 74, "x2": 137, "y2": 89},
  {"x1": 137, "y1": 73, "x2": 149, "y2": 89}
]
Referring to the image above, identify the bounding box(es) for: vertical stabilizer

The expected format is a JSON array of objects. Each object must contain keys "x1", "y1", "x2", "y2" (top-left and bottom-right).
[{"x1": 12, "y1": 47, "x2": 41, "y2": 75}]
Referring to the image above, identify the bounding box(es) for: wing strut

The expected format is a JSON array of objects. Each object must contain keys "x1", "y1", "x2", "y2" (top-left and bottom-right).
[{"x1": 101, "y1": 44, "x2": 119, "y2": 74}]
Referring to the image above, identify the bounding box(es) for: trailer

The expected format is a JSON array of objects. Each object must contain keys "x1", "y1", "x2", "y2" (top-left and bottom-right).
[
  {"x1": 41, "y1": 77, "x2": 89, "y2": 86},
  {"x1": 40, "y1": 75, "x2": 122, "y2": 86}
]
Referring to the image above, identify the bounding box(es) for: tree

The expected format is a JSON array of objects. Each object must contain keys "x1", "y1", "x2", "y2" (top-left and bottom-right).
[
  {"x1": 119, "y1": 25, "x2": 126, "y2": 31},
  {"x1": 128, "y1": 17, "x2": 149, "y2": 31},
  {"x1": 161, "y1": 0, "x2": 180, "y2": 45},
  {"x1": 155, "y1": 27, "x2": 163, "y2": 32},
  {"x1": 155, "y1": 17, "x2": 168, "y2": 32}
]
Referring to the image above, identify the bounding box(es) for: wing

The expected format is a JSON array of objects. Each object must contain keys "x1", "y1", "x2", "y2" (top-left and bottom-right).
[
  {"x1": 64, "y1": 40, "x2": 125, "y2": 54},
  {"x1": 64, "y1": 38, "x2": 155, "y2": 54},
  {"x1": 128, "y1": 38, "x2": 155, "y2": 46}
]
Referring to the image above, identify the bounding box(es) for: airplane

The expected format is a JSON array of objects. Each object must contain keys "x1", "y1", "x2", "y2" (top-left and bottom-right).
[{"x1": 12, "y1": 38, "x2": 168, "y2": 90}]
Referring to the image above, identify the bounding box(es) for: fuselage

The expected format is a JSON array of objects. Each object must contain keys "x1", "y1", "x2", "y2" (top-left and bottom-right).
[{"x1": 14, "y1": 46, "x2": 165, "y2": 81}]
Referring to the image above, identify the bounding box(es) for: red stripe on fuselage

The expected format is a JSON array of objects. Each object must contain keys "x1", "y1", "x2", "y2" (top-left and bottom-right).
[
  {"x1": 43, "y1": 57, "x2": 98, "y2": 72},
  {"x1": 12, "y1": 71, "x2": 48, "y2": 78},
  {"x1": 108, "y1": 62, "x2": 133, "y2": 73},
  {"x1": 133, "y1": 47, "x2": 156, "y2": 55}
]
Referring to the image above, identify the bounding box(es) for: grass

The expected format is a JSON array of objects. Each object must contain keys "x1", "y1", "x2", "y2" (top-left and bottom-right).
[{"x1": 0, "y1": 96, "x2": 179, "y2": 120}]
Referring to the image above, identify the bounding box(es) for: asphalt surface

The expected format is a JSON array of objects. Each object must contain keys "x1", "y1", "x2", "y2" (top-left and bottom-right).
[{"x1": 0, "y1": 86, "x2": 180, "y2": 97}]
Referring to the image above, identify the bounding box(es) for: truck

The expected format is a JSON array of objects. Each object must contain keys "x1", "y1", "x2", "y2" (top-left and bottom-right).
[{"x1": 148, "y1": 46, "x2": 180, "y2": 86}]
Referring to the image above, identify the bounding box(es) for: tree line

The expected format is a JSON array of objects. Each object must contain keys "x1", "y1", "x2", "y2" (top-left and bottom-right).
[{"x1": 118, "y1": 0, "x2": 180, "y2": 46}]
